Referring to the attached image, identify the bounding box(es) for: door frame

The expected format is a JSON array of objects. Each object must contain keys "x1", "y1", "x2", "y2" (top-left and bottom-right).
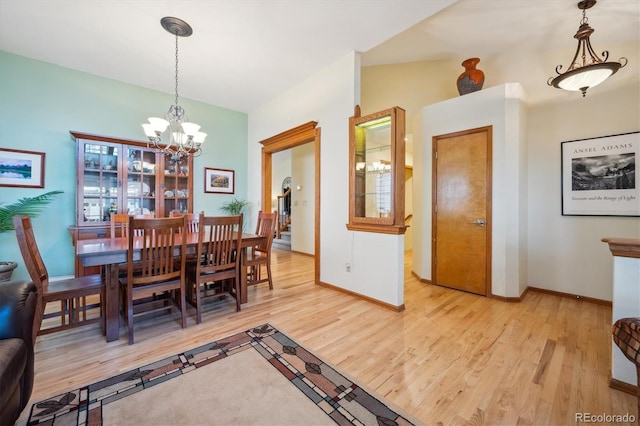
[
  {"x1": 259, "y1": 121, "x2": 321, "y2": 284},
  {"x1": 431, "y1": 125, "x2": 492, "y2": 296}
]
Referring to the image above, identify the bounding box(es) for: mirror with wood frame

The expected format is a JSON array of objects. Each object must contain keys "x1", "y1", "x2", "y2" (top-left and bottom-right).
[{"x1": 347, "y1": 105, "x2": 406, "y2": 234}]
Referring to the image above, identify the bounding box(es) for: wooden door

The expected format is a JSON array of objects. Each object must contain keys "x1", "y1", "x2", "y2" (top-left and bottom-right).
[{"x1": 432, "y1": 126, "x2": 492, "y2": 296}]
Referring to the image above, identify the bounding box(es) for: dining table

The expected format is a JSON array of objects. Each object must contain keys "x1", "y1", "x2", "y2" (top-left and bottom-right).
[{"x1": 76, "y1": 232, "x2": 265, "y2": 342}]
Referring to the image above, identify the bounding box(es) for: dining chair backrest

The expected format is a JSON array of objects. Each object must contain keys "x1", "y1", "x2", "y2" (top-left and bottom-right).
[
  {"x1": 111, "y1": 213, "x2": 155, "y2": 238},
  {"x1": 245, "y1": 211, "x2": 277, "y2": 290},
  {"x1": 13, "y1": 215, "x2": 48, "y2": 341},
  {"x1": 110, "y1": 213, "x2": 130, "y2": 238},
  {"x1": 254, "y1": 211, "x2": 277, "y2": 253},
  {"x1": 196, "y1": 213, "x2": 243, "y2": 276},
  {"x1": 170, "y1": 210, "x2": 201, "y2": 233},
  {"x1": 126, "y1": 216, "x2": 187, "y2": 285}
]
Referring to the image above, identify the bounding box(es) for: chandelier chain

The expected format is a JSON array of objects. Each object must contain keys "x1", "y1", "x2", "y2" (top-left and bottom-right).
[
  {"x1": 174, "y1": 30, "x2": 179, "y2": 108},
  {"x1": 580, "y1": 8, "x2": 588, "y2": 25}
]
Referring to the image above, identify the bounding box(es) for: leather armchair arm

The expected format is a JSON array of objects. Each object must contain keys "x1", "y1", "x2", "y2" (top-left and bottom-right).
[{"x1": 0, "y1": 280, "x2": 38, "y2": 350}]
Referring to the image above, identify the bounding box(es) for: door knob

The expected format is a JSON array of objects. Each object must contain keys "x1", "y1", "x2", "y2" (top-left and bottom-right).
[{"x1": 469, "y1": 219, "x2": 485, "y2": 226}]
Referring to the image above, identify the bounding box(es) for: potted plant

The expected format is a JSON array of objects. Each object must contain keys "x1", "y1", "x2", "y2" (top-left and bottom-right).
[
  {"x1": 220, "y1": 197, "x2": 248, "y2": 216},
  {"x1": 0, "y1": 190, "x2": 63, "y2": 282},
  {"x1": 220, "y1": 198, "x2": 248, "y2": 230}
]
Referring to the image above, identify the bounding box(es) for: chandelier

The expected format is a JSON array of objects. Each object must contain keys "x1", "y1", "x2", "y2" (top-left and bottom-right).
[
  {"x1": 142, "y1": 17, "x2": 206, "y2": 163},
  {"x1": 547, "y1": 0, "x2": 627, "y2": 97}
]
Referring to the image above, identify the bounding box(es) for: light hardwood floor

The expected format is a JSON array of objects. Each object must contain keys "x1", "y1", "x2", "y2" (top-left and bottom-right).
[{"x1": 21, "y1": 249, "x2": 637, "y2": 425}]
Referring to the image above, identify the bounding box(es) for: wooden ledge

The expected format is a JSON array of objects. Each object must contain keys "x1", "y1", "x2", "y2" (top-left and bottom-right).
[{"x1": 602, "y1": 238, "x2": 640, "y2": 259}]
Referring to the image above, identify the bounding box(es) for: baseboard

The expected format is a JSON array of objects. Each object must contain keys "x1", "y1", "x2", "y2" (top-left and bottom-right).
[
  {"x1": 291, "y1": 250, "x2": 314, "y2": 258},
  {"x1": 609, "y1": 377, "x2": 639, "y2": 396},
  {"x1": 411, "y1": 270, "x2": 431, "y2": 284},
  {"x1": 317, "y1": 281, "x2": 405, "y2": 312},
  {"x1": 491, "y1": 292, "x2": 525, "y2": 303},
  {"x1": 408, "y1": 273, "x2": 611, "y2": 306},
  {"x1": 527, "y1": 286, "x2": 612, "y2": 306}
]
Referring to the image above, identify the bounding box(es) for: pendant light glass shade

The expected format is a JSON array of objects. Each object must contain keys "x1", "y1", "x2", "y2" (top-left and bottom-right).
[{"x1": 548, "y1": 0, "x2": 627, "y2": 97}]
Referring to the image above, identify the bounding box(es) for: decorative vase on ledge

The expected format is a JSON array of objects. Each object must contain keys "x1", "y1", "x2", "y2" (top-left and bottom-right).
[{"x1": 456, "y1": 57, "x2": 485, "y2": 95}]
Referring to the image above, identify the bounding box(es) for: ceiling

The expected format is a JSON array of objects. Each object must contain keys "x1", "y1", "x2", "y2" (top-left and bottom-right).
[{"x1": 0, "y1": 0, "x2": 638, "y2": 112}]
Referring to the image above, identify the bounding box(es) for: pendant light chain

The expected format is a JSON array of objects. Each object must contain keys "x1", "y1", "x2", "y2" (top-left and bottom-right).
[{"x1": 174, "y1": 30, "x2": 180, "y2": 109}]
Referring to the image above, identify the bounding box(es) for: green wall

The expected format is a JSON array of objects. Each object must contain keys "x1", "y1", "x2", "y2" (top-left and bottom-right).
[{"x1": 0, "y1": 51, "x2": 248, "y2": 281}]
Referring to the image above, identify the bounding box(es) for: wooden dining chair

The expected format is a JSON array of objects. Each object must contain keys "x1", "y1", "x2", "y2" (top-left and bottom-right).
[
  {"x1": 13, "y1": 215, "x2": 104, "y2": 339},
  {"x1": 186, "y1": 213, "x2": 243, "y2": 324},
  {"x1": 110, "y1": 213, "x2": 155, "y2": 238},
  {"x1": 245, "y1": 211, "x2": 277, "y2": 290},
  {"x1": 111, "y1": 213, "x2": 153, "y2": 276},
  {"x1": 119, "y1": 216, "x2": 188, "y2": 344},
  {"x1": 170, "y1": 211, "x2": 201, "y2": 233},
  {"x1": 110, "y1": 213, "x2": 130, "y2": 238}
]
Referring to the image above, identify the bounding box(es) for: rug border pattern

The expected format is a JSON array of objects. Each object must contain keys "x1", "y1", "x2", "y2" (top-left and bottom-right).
[{"x1": 27, "y1": 323, "x2": 418, "y2": 426}]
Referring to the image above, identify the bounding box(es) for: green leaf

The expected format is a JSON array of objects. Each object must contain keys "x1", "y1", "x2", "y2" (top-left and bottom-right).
[
  {"x1": 0, "y1": 190, "x2": 64, "y2": 233},
  {"x1": 220, "y1": 198, "x2": 248, "y2": 216}
]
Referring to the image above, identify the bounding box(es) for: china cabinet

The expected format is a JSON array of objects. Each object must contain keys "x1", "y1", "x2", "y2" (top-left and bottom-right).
[
  {"x1": 69, "y1": 131, "x2": 193, "y2": 275},
  {"x1": 347, "y1": 106, "x2": 406, "y2": 234}
]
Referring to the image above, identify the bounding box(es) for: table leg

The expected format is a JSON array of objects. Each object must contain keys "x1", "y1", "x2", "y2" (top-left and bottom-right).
[
  {"x1": 104, "y1": 263, "x2": 120, "y2": 342},
  {"x1": 240, "y1": 247, "x2": 248, "y2": 304}
]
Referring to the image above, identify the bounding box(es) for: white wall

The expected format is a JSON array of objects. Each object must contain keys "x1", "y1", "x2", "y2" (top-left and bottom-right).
[
  {"x1": 415, "y1": 83, "x2": 528, "y2": 298},
  {"x1": 271, "y1": 150, "x2": 291, "y2": 208},
  {"x1": 291, "y1": 143, "x2": 315, "y2": 254},
  {"x1": 248, "y1": 52, "x2": 405, "y2": 307},
  {"x1": 527, "y1": 82, "x2": 640, "y2": 300}
]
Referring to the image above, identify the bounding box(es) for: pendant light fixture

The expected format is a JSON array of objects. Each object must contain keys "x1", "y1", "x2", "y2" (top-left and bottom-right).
[
  {"x1": 547, "y1": 0, "x2": 627, "y2": 97},
  {"x1": 142, "y1": 17, "x2": 205, "y2": 163}
]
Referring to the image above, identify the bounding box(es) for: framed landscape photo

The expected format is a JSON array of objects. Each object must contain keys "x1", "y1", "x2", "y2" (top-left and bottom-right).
[
  {"x1": 0, "y1": 148, "x2": 46, "y2": 188},
  {"x1": 205, "y1": 167, "x2": 234, "y2": 194},
  {"x1": 561, "y1": 132, "x2": 639, "y2": 216}
]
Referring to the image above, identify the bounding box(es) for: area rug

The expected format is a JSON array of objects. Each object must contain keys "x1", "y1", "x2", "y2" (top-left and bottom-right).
[{"x1": 27, "y1": 324, "x2": 421, "y2": 425}]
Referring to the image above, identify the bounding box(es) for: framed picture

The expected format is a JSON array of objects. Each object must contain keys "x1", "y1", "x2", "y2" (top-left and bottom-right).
[
  {"x1": 204, "y1": 167, "x2": 235, "y2": 194},
  {"x1": 0, "y1": 148, "x2": 46, "y2": 188},
  {"x1": 561, "y1": 132, "x2": 639, "y2": 216}
]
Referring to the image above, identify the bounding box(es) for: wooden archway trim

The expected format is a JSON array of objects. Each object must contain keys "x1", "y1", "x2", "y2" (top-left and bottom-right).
[
  {"x1": 260, "y1": 121, "x2": 318, "y2": 151},
  {"x1": 259, "y1": 120, "x2": 321, "y2": 284}
]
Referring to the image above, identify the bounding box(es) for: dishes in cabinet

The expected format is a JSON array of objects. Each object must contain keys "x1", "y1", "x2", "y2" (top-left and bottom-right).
[
  {"x1": 131, "y1": 161, "x2": 156, "y2": 173},
  {"x1": 83, "y1": 186, "x2": 101, "y2": 195},
  {"x1": 127, "y1": 181, "x2": 150, "y2": 197}
]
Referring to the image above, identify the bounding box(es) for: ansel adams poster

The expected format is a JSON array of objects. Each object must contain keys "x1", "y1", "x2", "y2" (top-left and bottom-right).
[{"x1": 561, "y1": 132, "x2": 639, "y2": 216}]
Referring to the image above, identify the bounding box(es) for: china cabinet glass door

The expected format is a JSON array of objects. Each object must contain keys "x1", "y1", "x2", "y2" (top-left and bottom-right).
[
  {"x1": 79, "y1": 141, "x2": 120, "y2": 224},
  {"x1": 125, "y1": 147, "x2": 158, "y2": 216},
  {"x1": 162, "y1": 161, "x2": 190, "y2": 214}
]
